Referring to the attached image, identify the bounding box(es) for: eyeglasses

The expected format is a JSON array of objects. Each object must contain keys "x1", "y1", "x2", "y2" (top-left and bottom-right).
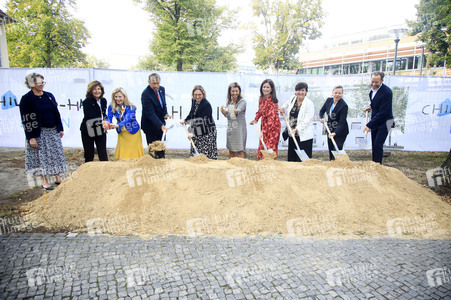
[{"x1": 35, "y1": 81, "x2": 46, "y2": 86}]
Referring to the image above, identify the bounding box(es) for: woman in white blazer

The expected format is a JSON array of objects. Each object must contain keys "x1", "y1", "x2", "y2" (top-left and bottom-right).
[{"x1": 280, "y1": 82, "x2": 315, "y2": 161}]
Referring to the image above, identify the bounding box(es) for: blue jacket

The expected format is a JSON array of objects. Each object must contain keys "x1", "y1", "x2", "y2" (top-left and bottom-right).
[{"x1": 107, "y1": 105, "x2": 140, "y2": 135}]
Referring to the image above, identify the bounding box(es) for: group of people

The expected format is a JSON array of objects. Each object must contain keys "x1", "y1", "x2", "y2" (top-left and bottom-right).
[{"x1": 19, "y1": 71, "x2": 394, "y2": 190}]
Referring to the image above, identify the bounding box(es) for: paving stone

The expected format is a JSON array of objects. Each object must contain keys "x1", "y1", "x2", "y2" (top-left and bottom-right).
[{"x1": 0, "y1": 234, "x2": 449, "y2": 299}]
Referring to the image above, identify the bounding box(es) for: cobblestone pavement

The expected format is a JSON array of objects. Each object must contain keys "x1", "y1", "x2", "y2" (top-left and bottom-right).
[{"x1": 0, "y1": 233, "x2": 450, "y2": 299}]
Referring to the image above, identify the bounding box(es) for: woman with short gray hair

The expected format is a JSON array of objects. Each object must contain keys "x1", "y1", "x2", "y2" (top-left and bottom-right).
[{"x1": 19, "y1": 72, "x2": 67, "y2": 190}]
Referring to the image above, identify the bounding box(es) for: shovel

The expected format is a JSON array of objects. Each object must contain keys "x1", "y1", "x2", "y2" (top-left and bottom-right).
[
  {"x1": 359, "y1": 111, "x2": 371, "y2": 149},
  {"x1": 280, "y1": 111, "x2": 309, "y2": 162},
  {"x1": 323, "y1": 121, "x2": 348, "y2": 158},
  {"x1": 253, "y1": 123, "x2": 274, "y2": 153},
  {"x1": 182, "y1": 123, "x2": 199, "y2": 156}
]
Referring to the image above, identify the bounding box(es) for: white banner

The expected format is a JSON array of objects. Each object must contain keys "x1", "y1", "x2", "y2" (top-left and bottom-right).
[{"x1": 1, "y1": 68, "x2": 450, "y2": 151}]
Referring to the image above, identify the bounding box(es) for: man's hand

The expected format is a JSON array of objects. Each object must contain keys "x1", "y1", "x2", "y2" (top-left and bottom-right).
[
  {"x1": 328, "y1": 132, "x2": 336, "y2": 138},
  {"x1": 363, "y1": 126, "x2": 370, "y2": 134},
  {"x1": 319, "y1": 118, "x2": 325, "y2": 123},
  {"x1": 363, "y1": 106, "x2": 372, "y2": 113},
  {"x1": 161, "y1": 125, "x2": 167, "y2": 132},
  {"x1": 164, "y1": 114, "x2": 172, "y2": 119}
]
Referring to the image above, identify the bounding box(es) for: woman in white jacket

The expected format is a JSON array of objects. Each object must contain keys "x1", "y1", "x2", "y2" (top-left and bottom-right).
[{"x1": 280, "y1": 82, "x2": 315, "y2": 161}]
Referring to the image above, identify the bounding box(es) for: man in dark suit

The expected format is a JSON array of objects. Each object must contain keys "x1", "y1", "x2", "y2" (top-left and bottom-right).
[
  {"x1": 141, "y1": 73, "x2": 170, "y2": 158},
  {"x1": 364, "y1": 71, "x2": 394, "y2": 164}
]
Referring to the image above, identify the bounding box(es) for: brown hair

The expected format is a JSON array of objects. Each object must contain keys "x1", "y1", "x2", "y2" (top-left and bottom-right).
[
  {"x1": 192, "y1": 85, "x2": 206, "y2": 99},
  {"x1": 260, "y1": 79, "x2": 278, "y2": 103},
  {"x1": 86, "y1": 80, "x2": 105, "y2": 99},
  {"x1": 226, "y1": 82, "x2": 243, "y2": 105}
]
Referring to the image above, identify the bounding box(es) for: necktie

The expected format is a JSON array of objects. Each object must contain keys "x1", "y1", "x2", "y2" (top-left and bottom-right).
[{"x1": 156, "y1": 90, "x2": 163, "y2": 107}]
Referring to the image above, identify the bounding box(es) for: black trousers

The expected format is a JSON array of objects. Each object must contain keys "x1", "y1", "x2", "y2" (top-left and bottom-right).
[
  {"x1": 144, "y1": 129, "x2": 165, "y2": 159},
  {"x1": 327, "y1": 135, "x2": 347, "y2": 160},
  {"x1": 81, "y1": 131, "x2": 108, "y2": 162},
  {"x1": 371, "y1": 127, "x2": 388, "y2": 164},
  {"x1": 288, "y1": 137, "x2": 313, "y2": 162}
]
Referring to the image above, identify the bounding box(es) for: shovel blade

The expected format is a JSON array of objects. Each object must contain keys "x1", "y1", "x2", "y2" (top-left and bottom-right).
[
  {"x1": 332, "y1": 150, "x2": 348, "y2": 158},
  {"x1": 296, "y1": 149, "x2": 309, "y2": 162},
  {"x1": 193, "y1": 147, "x2": 199, "y2": 156}
]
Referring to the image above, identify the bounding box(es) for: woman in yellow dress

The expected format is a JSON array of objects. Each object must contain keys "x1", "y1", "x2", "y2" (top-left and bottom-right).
[{"x1": 106, "y1": 87, "x2": 144, "y2": 159}]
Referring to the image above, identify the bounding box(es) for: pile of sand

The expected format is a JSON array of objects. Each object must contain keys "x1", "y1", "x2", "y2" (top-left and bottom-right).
[{"x1": 26, "y1": 155, "x2": 450, "y2": 238}]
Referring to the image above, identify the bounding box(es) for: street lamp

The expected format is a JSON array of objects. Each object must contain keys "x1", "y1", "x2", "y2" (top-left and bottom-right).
[{"x1": 389, "y1": 28, "x2": 408, "y2": 75}]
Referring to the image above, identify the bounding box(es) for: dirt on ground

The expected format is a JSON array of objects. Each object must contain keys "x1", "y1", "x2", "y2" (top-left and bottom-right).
[{"x1": 1, "y1": 147, "x2": 449, "y2": 238}]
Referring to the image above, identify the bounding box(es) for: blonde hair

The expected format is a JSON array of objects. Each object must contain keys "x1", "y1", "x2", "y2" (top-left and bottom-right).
[{"x1": 110, "y1": 87, "x2": 135, "y2": 112}]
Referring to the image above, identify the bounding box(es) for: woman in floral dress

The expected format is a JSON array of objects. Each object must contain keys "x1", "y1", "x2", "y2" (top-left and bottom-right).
[{"x1": 250, "y1": 79, "x2": 281, "y2": 160}]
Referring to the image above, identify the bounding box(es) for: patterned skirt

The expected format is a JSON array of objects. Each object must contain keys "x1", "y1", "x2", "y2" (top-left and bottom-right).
[
  {"x1": 25, "y1": 127, "x2": 67, "y2": 175},
  {"x1": 192, "y1": 130, "x2": 218, "y2": 160}
]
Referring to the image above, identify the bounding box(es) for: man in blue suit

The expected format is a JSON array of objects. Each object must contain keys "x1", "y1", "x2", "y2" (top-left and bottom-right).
[
  {"x1": 141, "y1": 73, "x2": 171, "y2": 158},
  {"x1": 363, "y1": 71, "x2": 394, "y2": 164}
]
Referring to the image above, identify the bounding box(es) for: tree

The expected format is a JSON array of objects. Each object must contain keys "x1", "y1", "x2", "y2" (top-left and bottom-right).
[
  {"x1": 408, "y1": 0, "x2": 451, "y2": 69},
  {"x1": 251, "y1": 0, "x2": 324, "y2": 73},
  {"x1": 5, "y1": 0, "x2": 90, "y2": 68},
  {"x1": 76, "y1": 55, "x2": 110, "y2": 69},
  {"x1": 136, "y1": 0, "x2": 240, "y2": 72}
]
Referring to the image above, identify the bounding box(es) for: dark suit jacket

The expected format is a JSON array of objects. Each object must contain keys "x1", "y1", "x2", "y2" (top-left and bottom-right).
[
  {"x1": 319, "y1": 97, "x2": 349, "y2": 138},
  {"x1": 184, "y1": 98, "x2": 216, "y2": 137},
  {"x1": 141, "y1": 85, "x2": 168, "y2": 134},
  {"x1": 366, "y1": 83, "x2": 394, "y2": 130},
  {"x1": 80, "y1": 97, "x2": 107, "y2": 136},
  {"x1": 19, "y1": 90, "x2": 64, "y2": 140}
]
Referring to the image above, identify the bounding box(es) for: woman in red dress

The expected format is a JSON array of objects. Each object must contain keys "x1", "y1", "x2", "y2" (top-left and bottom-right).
[{"x1": 250, "y1": 79, "x2": 281, "y2": 159}]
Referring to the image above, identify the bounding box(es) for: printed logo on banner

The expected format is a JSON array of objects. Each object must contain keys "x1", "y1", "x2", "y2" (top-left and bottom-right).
[{"x1": 1, "y1": 91, "x2": 18, "y2": 110}]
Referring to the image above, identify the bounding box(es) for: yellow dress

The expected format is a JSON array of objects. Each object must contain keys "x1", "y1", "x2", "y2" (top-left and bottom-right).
[{"x1": 115, "y1": 127, "x2": 144, "y2": 159}]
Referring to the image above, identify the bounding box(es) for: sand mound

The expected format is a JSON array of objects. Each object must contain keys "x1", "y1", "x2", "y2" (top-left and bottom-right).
[{"x1": 26, "y1": 156, "x2": 450, "y2": 238}]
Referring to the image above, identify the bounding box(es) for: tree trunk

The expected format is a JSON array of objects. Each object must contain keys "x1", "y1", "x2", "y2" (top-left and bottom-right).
[{"x1": 177, "y1": 60, "x2": 183, "y2": 71}]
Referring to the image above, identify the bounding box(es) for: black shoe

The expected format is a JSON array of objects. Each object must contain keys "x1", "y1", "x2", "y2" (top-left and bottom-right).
[{"x1": 41, "y1": 185, "x2": 54, "y2": 190}]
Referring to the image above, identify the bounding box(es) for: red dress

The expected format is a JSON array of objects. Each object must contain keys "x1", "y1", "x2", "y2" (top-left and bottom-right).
[{"x1": 253, "y1": 96, "x2": 281, "y2": 159}]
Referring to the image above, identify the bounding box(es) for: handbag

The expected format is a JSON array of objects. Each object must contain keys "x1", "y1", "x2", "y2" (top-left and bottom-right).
[{"x1": 282, "y1": 96, "x2": 296, "y2": 141}]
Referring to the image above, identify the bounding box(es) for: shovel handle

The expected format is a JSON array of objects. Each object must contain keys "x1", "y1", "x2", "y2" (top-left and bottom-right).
[
  {"x1": 253, "y1": 124, "x2": 268, "y2": 151},
  {"x1": 182, "y1": 123, "x2": 198, "y2": 150},
  {"x1": 281, "y1": 111, "x2": 303, "y2": 152},
  {"x1": 323, "y1": 122, "x2": 340, "y2": 153}
]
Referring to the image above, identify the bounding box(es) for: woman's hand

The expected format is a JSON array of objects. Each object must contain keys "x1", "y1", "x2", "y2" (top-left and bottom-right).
[
  {"x1": 102, "y1": 120, "x2": 110, "y2": 130},
  {"x1": 59, "y1": 131, "x2": 64, "y2": 138},
  {"x1": 29, "y1": 138, "x2": 38, "y2": 149},
  {"x1": 250, "y1": 120, "x2": 257, "y2": 125},
  {"x1": 328, "y1": 132, "x2": 336, "y2": 138},
  {"x1": 188, "y1": 133, "x2": 194, "y2": 140},
  {"x1": 180, "y1": 121, "x2": 186, "y2": 126},
  {"x1": 319, "y1": 118, "x2": 325, "y2": 123},
  {"x1": 290, "y1": 128, "x2": 297, "y2": 136},
  {"x1": 279, "y1": 108, "x2": 285, "y2": 115},
  {"x1": 234, "y1": 109, "x2": 238, "y2": 115}
]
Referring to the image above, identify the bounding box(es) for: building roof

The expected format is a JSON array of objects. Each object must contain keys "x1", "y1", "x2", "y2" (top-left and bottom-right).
[{"x1": 0, "y1": 9, "x2": 17, "y2": 24}]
